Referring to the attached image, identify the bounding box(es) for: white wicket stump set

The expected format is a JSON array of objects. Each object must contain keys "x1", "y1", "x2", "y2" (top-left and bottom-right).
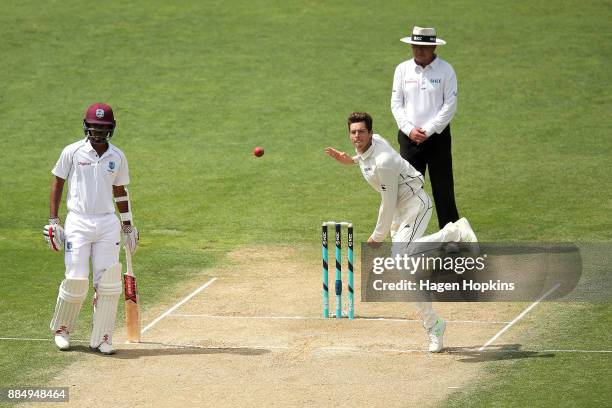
[{"x1": 321, "y1": 221, "x2": 354, "y2": 319}]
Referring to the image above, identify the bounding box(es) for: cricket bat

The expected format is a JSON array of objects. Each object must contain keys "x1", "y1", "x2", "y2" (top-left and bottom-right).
[{"x1": 124, "y1": 250, "x2": 141, "y2": 342}]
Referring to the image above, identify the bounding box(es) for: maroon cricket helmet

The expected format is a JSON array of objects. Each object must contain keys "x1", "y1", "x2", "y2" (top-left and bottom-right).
[
  {"x1": 83, "y1": 103, "x2": 116, "y2": 142},
  {"x1": 84, "y1": 103, "x2": 115, "y2": 126}
]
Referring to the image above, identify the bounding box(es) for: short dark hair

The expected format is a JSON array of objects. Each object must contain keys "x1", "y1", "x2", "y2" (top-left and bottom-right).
[{"x1": 347, "y1": 112, "x2": 373, "y2": 132}]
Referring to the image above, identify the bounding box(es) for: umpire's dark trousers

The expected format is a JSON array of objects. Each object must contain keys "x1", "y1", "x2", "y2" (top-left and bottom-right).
[{"x1": 398, "y1": 125, "x2": 459, "y2": 229}]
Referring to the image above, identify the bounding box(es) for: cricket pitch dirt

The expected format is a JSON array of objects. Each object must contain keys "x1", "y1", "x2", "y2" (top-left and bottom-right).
[{"x1": 26, "y1": 245, "x2": 527, "y2": 408}]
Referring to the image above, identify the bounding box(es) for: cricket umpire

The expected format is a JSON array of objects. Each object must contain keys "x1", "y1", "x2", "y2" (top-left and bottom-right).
[
  {"x1": 391, "y1": 26, "x2": 460, "y2": 230},
  {"x1": 44, "y1": 103, "x2": 139, "y2": 354}
]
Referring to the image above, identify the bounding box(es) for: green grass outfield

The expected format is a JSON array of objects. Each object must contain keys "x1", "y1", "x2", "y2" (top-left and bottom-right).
[
  {"x1": 445, "y1": 301, "x2": 612, "y2": 408},
  {"x1": 0, "y1": 0, "x2": 610, "y2": 406}
]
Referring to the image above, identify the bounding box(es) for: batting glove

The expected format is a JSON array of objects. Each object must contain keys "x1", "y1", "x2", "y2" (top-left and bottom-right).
[
  {"x1": 122, "y1": 224, "x2": 139, "y2": 255},
  {"x1": 44, "y1": 218, "x2": 65, "y2": 252}
]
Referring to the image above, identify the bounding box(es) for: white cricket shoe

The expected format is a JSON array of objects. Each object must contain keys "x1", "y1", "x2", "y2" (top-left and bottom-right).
[
  {"x1": 455, "y1": 218, "x2": 480, "y2": 255},
  {"x1": 90, "y1": 335, "x2": 115, "y2": 355},
  {"x1": 54, "y1": 326, "x2": 70, "y2": 351},
  {"x1": 427, "y1": 318, "x2": 446, "y2": 353},
  {"x1": 97, "y1": 341, "x2": 115, "y2": 355}
]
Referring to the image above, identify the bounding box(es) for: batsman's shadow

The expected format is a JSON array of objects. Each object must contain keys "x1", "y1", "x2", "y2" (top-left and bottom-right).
[
  {"x1": 71, "y1": 342, "x2": 271, "y2": 359},
  {"x1": 445, "y1": 343, "x2": 556, "y2": 362}
]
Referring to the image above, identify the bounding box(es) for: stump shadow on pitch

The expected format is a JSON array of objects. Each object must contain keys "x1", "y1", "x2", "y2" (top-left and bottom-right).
[
  {"x1": 69, "y1": 342, "x2": 271, "y2": 359},
  {"x1": 445, "y1": 343, "x2": 556, "y2": 362}
]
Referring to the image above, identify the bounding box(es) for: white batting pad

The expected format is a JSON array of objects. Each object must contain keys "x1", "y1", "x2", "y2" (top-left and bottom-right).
[
  {"x1": 90, "y1": 263, "x2": 122, "y2": 348},
  {"x1": 50, "y1": 278, "x2": 89, "y2": 333}
]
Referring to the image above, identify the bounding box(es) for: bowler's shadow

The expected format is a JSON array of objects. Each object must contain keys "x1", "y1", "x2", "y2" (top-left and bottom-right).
[
  {"x1": 445, "y1": 343, "x2": 555, "y2": 362},
  {"x1": 69, "y1": 342, "x2": 271, "y2": 359}
]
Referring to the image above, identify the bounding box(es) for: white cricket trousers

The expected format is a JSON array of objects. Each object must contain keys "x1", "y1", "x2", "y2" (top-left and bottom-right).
[
  {"x1": 390, "y1": 190, "x2": 453, "y2": 329},
  {"x1": 63, "y1": 212, "x2": 121, "y2": 286}
]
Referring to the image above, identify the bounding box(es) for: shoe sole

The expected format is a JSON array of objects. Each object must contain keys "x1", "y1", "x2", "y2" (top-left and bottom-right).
[
  {"x1": 457, "y1": 219, "x2": 480, "y2": 256},
  {"x1": 457, "y1": 218, "x2": 477, "y2": 242},
  {"x1": 89, "y1": 346, "x2": 116, "y2": 355}
]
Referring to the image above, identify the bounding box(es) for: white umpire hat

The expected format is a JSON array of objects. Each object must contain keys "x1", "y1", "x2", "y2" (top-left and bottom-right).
[{"x1": 400, "y1": 26, "x2": 446, "y2": 45}]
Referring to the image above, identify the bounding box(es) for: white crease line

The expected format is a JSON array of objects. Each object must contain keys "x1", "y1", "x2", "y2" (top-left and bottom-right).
[
  {"x1": 171, "y1": 314, "x2": 510, "y2": 324},
  {"x1": 479, "y1": 283, "x2": 561, "y2": 352},
  {"x1": 444, "y1": 320, "x2": 510, "y2": 324},
  {"x1": 379, "y1": 348, "x2": 430, "y2": 353},
  {"x1": 538, "y1": 349, "x2": 612, "y2": 354},
  {"x1": 318, "y1": 346, "x2": 429, "y2": 354},
  {"x1": 141, "y1": 277, "x2": 218, "y2": 334},
  {"x1": 323, "y1": 347, "x2": 612, "y2": 355},
  {"x1": 0, "y1": 337, "x2": 53, "y2": 342},
  {"x1": 174, "y1": 315, "x2": 311, "y2": 320},
  {"x1": 145, "y1": 342, "x2": 290, "y2": 351},
  {"x1": 0, "y1": 337, "x2": 88, "y2": 343}
]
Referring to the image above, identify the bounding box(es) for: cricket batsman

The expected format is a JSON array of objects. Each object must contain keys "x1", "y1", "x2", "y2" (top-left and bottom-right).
[
  {"x1": 325, "y1": 112, "x2": 478, "y2": 352},
  {"x1": 44, "y1": 103, "x2": 139, "y2": 354}
]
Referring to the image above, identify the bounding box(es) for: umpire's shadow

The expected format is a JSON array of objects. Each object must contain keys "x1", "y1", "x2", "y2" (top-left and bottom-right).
[
  {"x1": 69, "y1": 342, "x2": 271, "y2": 359},
  {"x1": 445, "y1": 343, "x2": 555, "y2": 362}
]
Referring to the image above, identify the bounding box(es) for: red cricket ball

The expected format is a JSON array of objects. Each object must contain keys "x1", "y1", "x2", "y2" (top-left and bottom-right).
[{"x1": 253, "y1": 146, "x2": 264, "y2": 157}]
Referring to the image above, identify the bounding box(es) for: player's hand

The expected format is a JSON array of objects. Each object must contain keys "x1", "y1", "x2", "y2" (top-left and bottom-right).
[
  {"x1": 367, "y1": 237, "x2": 383, "y2": 248},
  {"x1": 43, "y1": 217, "x2": 65, "y2": 252},
  {"x1": 325, "y1": 147, "x2": 354, "y2": 165},
  {"x1": 122, "y1": 224, "x2": 139, "y2": 255},
  {"x1": 409, "y1": 128, "x2": 428, "y2": 144}
]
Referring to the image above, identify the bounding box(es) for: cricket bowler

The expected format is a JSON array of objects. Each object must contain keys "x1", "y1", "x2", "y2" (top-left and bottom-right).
[
  {"x1": 325, "y1": 112, "x2": 478, "y2": 352},
  {"x1": 44, "y1": 103, "x2": 139, "y2": 354}
]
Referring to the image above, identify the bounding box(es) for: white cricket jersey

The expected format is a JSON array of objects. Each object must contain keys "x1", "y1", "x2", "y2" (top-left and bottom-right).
[
  {"x1": 391, "y1": 56, "x2": 458, "y2": 137},
  {"x1": 355, "y1": 134, "x2": 425, "y2": 242},
  {"x1": 52, "y1": 139, "x2": 130, "y2": 215}
]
